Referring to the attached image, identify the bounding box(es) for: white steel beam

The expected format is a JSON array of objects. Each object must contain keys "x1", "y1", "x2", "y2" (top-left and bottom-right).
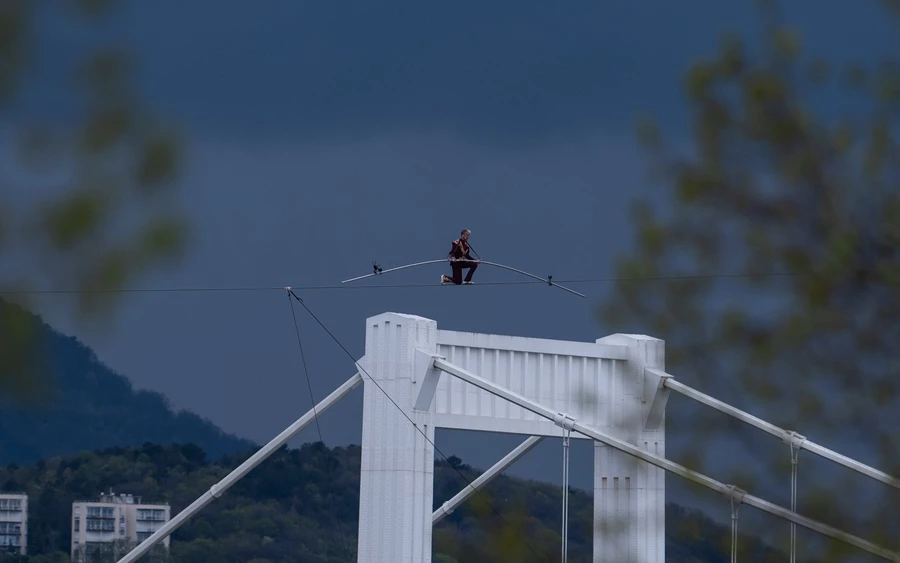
[
  {"x1": 658, "y1": 371, "x2": 900, "y2": 490},
  {"x1": 433, "y1": 358, "x2": 900, "y2": 563},
  {"x1": 432, "y1": 435, "x2": 544, "y2": 525},
  {"x1": 116, "y1": 372, "x2": 364, "y2": 563}
]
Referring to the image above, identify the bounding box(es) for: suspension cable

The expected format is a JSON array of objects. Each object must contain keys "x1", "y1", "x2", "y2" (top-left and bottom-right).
[
  {"x1": 0, "y1": 267, "x2": 845, "y2": 296},
  {"x1": 286, "y1": 292, "x2": 353, "y2": 561},
  {"x1": 728, "y1": 485, "x2": 745, "y2": 563},
  {"x1": 561, "y1": 429, "x2": 570, "y2": 563},
  {"x1": 787, "y1": 432, "x2": 805, "y2": 563}
]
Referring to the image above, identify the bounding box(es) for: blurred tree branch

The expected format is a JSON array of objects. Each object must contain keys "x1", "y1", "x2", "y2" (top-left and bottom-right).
[
  {"x1": 601, "y1": 0, "x2": 900, "y2": 559},
  {"x1": 0, "y1": 0, "x2": 188, "y2": 403}
]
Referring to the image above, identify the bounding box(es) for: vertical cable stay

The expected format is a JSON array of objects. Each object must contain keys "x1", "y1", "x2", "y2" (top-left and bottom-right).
[
  {"x1": 728, "y1": 485, "x2": 745, "y2": 563},
  {"x1": 286, "y1": 290, "x2": 554, "y2": 563},
  {"x1": 561, "y1": 429, "x2": 570, "y2": 563},
  {"x1": 789, "y1": 437, "x2": 801, "y2": 563},
  {"x1": 285, "y1": 290, "x2": 352, "y2": 561}
]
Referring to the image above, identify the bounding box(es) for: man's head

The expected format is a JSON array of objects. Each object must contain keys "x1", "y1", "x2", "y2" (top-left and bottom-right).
[{"x1": 460, "y1": 229, "x2": 470, "y2": 241}]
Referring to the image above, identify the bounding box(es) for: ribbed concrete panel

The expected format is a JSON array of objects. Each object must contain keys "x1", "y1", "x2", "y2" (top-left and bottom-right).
[
  {"x1": 432, "y1": 330, "x2": 632, "y2": 438},
  {"x1": 357, "y1": 313, "x2": 437, "y2": 563}
]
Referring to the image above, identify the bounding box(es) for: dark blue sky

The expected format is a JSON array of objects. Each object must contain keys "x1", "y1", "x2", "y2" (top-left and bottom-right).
[{"x1": 10, "y1": 0, "x2": 896, "y2": 546}]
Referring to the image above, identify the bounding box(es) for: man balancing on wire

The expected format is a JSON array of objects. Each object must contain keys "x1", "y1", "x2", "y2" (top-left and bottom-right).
[{"x1": 441, "y1": 229, "x2": 481, "y2": 285}]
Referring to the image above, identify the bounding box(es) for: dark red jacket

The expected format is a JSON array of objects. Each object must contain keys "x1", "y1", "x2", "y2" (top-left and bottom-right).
[{"x1": 448, "y1": 239, "x2": 473, "y2": 260}]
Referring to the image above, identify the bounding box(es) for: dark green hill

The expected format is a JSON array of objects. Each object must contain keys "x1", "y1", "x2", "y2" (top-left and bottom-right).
[
  {"x1": 0, "y1": 442, "x2": 794, "y2": 563},
  {"x1": 0, "y1": 298, "x2": 255, "y2": 466}
]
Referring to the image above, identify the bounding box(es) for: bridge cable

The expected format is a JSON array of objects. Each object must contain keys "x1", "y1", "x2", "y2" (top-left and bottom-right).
[
  {"x1": 561, "y1": 428, "x2": 570, "y2": 563},
  {"x1": 730, "y1": 488, "x2": 741, "y2": 563},
  {"x1": 0, "y1": 267, "x2": 869, "y2": 296},
  {"x1": 789, "y1": 439, "x2": 800, "y2": 563},
  {"x1": 286, "y1": 289, "x2": 554, "y2": 563},
  {"x1": 287, "y1": 292, "x2": 353, "y2": 561}
]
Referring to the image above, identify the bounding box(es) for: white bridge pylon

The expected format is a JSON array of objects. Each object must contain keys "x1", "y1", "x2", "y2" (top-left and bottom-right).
[{"x1": 118, "y1": 312, "x2": 900, "y2": 563}]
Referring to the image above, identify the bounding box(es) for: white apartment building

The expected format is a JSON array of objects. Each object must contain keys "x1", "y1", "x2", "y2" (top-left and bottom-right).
[
  {"x1": 0, "y1": 493, "x2": 27, "y2": 555},
  {"x1": 71, "y1": 492, "x2": 170, "y2": 561}
]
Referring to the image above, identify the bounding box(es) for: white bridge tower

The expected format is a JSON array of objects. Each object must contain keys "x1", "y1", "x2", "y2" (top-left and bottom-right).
[{"x1": 356, "y1": 312, "x2": 667, "y2": 563}]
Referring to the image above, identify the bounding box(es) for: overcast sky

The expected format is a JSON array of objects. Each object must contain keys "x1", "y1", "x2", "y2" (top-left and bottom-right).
[{"x1": 8, "y1": 0, "x2": 895, "y2": 548}]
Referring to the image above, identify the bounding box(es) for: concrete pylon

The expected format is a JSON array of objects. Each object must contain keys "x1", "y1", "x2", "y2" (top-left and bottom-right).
[
  {"x1": 356, "y1": 313, "x2": 438, "y2": 563},
  {"x1": 593, "y1": 333, "x2": 666, "y2": 563}
]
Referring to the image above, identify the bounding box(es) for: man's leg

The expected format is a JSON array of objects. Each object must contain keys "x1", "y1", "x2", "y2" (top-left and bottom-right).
[
  {"x1": 463, "y1": 261, "x2": 478, "y2": 283},
  {"x1": 451, "y1": 262, "x2": 464, "y2": 284}
]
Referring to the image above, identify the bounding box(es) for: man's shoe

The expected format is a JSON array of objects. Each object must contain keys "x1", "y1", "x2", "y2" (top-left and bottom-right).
[{"x1": 463, "y1": 281, "x2": 473, "y2": 285}]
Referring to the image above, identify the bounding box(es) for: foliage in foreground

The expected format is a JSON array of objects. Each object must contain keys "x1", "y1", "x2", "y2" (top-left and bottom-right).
[
  {"x1": 0, "y1": 0, "x2": 188, "y2": 404},
  {"x1": 601, "y1": 0, "x2": 900, "y2": 559}
]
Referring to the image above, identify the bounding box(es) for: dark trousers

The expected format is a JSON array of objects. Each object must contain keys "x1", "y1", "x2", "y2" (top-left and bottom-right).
[{"x1": 451, "y1": 260, "x2": 478, "y2": 284}]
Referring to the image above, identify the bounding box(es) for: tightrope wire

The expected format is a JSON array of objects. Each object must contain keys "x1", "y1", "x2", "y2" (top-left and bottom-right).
[{"x1": 0, "y1": 269, "x2": 822, "y2": 295}]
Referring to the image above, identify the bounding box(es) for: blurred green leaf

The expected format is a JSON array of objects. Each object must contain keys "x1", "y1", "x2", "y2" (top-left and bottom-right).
[
  {"x1": 0, "y1": 0, "x2": 30, "y2": 103},
  {"x1": 0, "y1": 1, "x2": 189, "y2": 401},
  {"x1": 76, "y1": 49, "x2": 130, "y2": 99},
  {"x1": 82, "y1": 105, "x2": 131, "y2": 152},
  {"x1": 39, "y1": 188, "x2": 111, "y2": 250},
  {"x1": 0, "y1": 298, "x2": 47, "y2": 404},
  {"x1": 136, "y1": 131, "x2": 181, "y2": 189},
  {"x1": 135, "y1": 215, "x2": 187, "y2": 262}
]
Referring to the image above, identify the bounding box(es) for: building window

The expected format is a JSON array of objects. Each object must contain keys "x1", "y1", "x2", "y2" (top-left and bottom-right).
[
  {"x1": 0, "y1": 499, "x2": 21, "y2": 511},
  {"x1": 136, "y1": 508, "x2": 166, "y2": 521},
  {"x1": 74, "y1": 518, "x2": 80, "y2": 532},
  {"x1": 86, "y1": 518, "x2": 115, "y2": 532}
]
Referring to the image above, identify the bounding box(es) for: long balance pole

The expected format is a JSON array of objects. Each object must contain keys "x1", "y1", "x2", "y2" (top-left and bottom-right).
[
  {"x1": 116, "y1": 373, "x2": 363, "y2": 563},
  {"x1": 432, "y1": 358, "x2": 900, "y2": 563}
]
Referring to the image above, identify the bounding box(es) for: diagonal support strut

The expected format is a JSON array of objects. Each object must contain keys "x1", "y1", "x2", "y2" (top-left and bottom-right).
[
  {"x1": 116, "y1": 372, "x2": 364, "y2": 563},
  {"x1": 432, "y1": 435, "x2": 544, "y2": 525}
]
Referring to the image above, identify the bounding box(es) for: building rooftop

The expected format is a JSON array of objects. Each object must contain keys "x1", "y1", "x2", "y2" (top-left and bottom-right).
[{"x1": 73, "y1": 491, "x2": 168, "y2": 506}]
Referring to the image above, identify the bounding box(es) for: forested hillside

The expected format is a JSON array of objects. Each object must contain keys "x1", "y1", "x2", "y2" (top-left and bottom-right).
[
  {"x1": 0, "y1": 299, "x2": 255, "y2": 466},
  {"x1": 0, "y1": 442, "x2": 797, "y2": 563}
]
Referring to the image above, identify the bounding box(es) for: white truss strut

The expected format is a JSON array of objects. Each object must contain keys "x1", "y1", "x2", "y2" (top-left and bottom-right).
[
  {"x1": 432, "y1": 358, "x2": 900, "y2": 563},
  {"x1": 116, "y1": 372, "x2": 363, "y2": 563},
  {"x1": 432, "y1": 436, "x2": 544, "y2": 525}
]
